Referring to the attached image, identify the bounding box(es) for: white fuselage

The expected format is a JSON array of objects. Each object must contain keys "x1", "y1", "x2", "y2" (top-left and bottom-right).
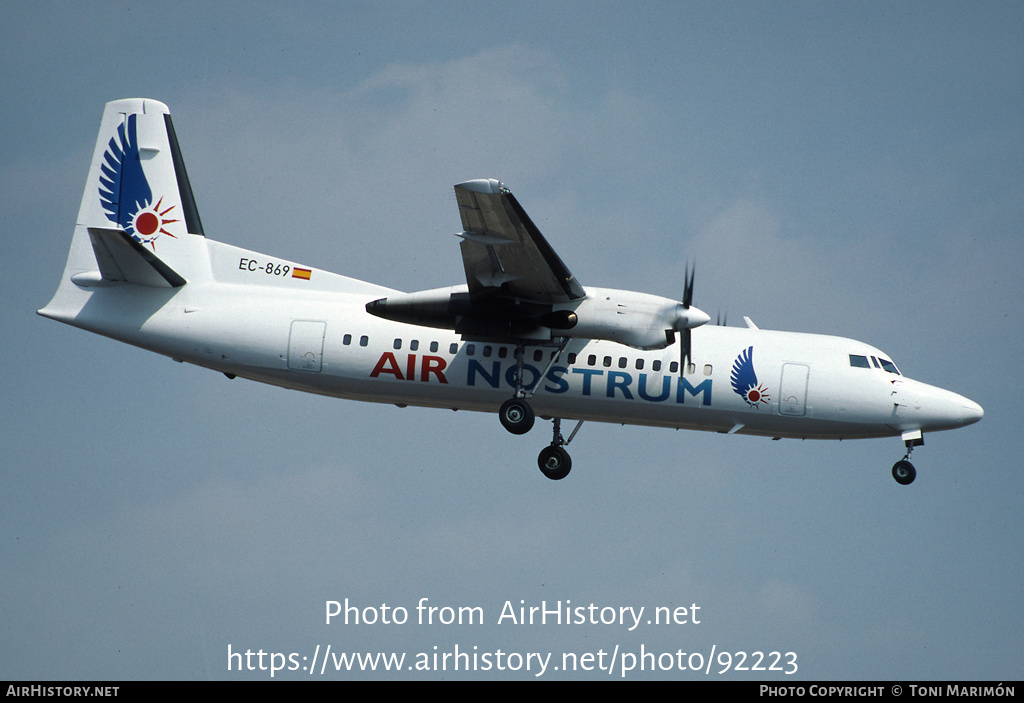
[{"x1": 41, "y1": 238, "x2": 983, "y2": 443}]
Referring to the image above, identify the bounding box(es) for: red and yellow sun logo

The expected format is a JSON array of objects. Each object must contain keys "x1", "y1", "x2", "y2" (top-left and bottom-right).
[
  {"x1": 742, "y1": 383, "x2": 771, "y2": 407},
  {"x1": 129, "y1": 196, "x2": 180, "y2": 249}
]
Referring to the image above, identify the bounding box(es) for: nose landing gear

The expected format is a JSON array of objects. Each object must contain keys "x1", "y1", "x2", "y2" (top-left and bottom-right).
[
  {"x1": 892, "y1": 459, "x2": 916, "y2": 485},
  {"x1": 892, "y1": 432, "x2": 923, "y2": 485}
]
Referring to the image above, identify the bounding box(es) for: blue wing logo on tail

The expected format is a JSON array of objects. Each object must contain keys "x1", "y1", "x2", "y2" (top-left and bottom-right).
[
  {"x1": 98, "y1": 114, "x2": 178, "y2": 249},
  {"x1": 731, "y1": 346, "x2": 770, "y2": 408}
]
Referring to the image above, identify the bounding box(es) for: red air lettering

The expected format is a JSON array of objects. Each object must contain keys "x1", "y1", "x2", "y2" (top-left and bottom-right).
[
  {"x1": 370, "y1": 352, "x2": 404, "y2": 379},
  {"x1": 421, "y1": 355, "x2": 448, "y2": 383},
  {"x1": 369, "y1": 352, "x2": 448, "y2": 384}
]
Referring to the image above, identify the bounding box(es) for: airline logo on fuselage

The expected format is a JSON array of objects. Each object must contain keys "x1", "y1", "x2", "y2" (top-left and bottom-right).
[
  {"x1": 730, "y1": 346, "x2": 770, "y2": 408},
  {"x1": 369, "y1": 353, "x2": 712, "y2": 405}
]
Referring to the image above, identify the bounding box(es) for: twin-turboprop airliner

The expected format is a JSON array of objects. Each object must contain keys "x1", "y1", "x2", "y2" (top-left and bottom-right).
[{"x1": 39, "y1": 99, "x2": 984, "y2": 483}]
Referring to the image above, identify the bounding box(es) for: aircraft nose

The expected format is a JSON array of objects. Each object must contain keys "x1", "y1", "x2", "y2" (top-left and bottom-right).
[
  {"x1": 931, "y1": 388, "x2": 984, "y2": 429},
  {"x1": 905, "y1": 383, "x2": 984, "y2": 432},
  {"x1": 960, "y1": 398, "x2": 984, "y2": 426}
]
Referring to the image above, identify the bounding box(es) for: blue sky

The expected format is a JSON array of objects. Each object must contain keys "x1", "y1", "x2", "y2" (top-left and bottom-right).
[{"x1": 2, "y1": 1, "x2": 1021, "y2": 680}]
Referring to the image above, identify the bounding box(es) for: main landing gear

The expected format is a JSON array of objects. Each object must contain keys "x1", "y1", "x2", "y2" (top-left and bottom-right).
[
  {"x1": 498, "y1": 344, "x2": 536, "y2": 435},
  {"x1": 537, "y1": 417, "x2": 584, "y2": 480},
  {"x1": 499, "y1": 397, "x2": 581, "y2": 480},
  {"x1": 499, "y1": 340, "x2": 581, "y2": 479},
  {"x1": 498, "y1": 397, "x2": 534, "y2": 435},
  {"x1": 891, "y1": 434, "x2": 923, "y2": 485},
  {"x1": 538, "y1": 445, "x2": 570, "y2": 480}
]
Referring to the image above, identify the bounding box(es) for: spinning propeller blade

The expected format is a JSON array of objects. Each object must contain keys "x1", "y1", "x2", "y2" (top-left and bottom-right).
[{"x1": 678, "y1": 263, "x2": 699, "y2": 374}]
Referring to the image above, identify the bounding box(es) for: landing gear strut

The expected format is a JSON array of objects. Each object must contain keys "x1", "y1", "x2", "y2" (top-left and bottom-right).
[
  {"x1": 495, "y1": 340, "x2": 582, "y2": 479},
  {"x1": 891, "y1": 435, "x2": 921, "y2": 485},
  {"x1": 498, "y1": 343, "x2": 535, "y2": 435},
  {"x1": 497, "y1": 339, "x2": 568, "y2": 437}
]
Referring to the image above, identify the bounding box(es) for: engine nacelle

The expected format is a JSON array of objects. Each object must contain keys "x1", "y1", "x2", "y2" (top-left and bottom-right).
[
  {"x1": 366, "y1": 285, "x2": 709, "y2": 348},
  {"x1": 552, "y1": 287, "x2": 710, "y2": 349},
  {"x1": 365, "y1": 286, "x2": 470, "y2": 329}
]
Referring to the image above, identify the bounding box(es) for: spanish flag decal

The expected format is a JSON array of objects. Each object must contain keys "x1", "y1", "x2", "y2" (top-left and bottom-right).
[{"x1": 292, "y1": 267, "x2": 312, "y2": 280}]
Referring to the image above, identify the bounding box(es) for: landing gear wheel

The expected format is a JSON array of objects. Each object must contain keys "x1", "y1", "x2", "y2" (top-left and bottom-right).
[
  {"x1": 538, "y1": 445, "x2": 571, "y2": 480},
  {"x1": 499, "y1": 398, "x2": 535, "y2": 435},
  {"x1": 892, "y1": 460, "x2": 916, "y2": 485}
]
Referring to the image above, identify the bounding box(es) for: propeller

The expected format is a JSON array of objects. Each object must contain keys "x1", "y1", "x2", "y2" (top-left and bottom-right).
[{"x1": 673, "y1": 263, "x2": 709, "y2": 375}]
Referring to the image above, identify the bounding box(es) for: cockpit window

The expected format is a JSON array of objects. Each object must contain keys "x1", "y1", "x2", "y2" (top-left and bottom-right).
[
  {"x1": 850, "y1": 353, "x2": 900, "y2": 374},
  {"x1": 878, "y1": 358, "x2": 900, "y2": 375}
]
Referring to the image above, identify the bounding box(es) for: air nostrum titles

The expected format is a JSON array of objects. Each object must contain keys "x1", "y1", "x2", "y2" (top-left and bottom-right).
[{"x1": 497, "y1": 600, "x2": 700, "y2": 632}]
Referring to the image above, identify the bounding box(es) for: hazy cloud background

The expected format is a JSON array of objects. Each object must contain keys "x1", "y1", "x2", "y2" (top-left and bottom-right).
[{"x1": 1, "y1": 1, "x2": 1020, "y2": 680}]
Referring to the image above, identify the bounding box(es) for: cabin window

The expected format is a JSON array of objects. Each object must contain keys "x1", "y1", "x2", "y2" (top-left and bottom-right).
[
  {"x1": 343, "y1": 334, "x2": 352, "y2": 345},
  {"x1": 703, "y1": 364, "x2": 713, "y2": 376},
  {"x1": 669, "y1": 361, "x2": 679, "y2": 374},
  {"x1": 567, "y1": 352, "x2": 577, "y2": 365},
  {"x1": 534, "y1": 350, "x2": 544, "y2": 362},
  {"x1": 603, "y1": 356, "x2": 612, "y2": 368},
  {"x1": 393, "y1": 338, "x2": 402, "y2": 350},
  {"x1": 588, "y1": 354, "x2": 597, "y2": 366},
  {"x1": 498, "y1": 346, "x2": 508, "y2": 359},
  {"x1": 466, "y1": 344, "x2": 476, "y2": 356},
  {"x1": 360, "y1": 336, "x2": 369, "y2": 347},
  {"x1": 635, "y1": 358, "x2": 644, "y2": 370},
  {"x1": 687, "y1": 363, "x2": 696, "y2": 375},
  {"x1": 483, "y1": 345, "x2": 493, "y2": 358},
  {"x1": 653, "y1": 360, "x2": 662, "y2": 372},
  {"x1": 429, "y1": 341, "x2": 438, "y2": 353},
  {"x1": 409, "y1": 340, "x2": 419, "y2": 352},
  {"x1": 618, "y1": 357, "x2": 628, "y2": 369},
  {"x1": 849, "y1": 354, "x2": 870, "y2": 368}
]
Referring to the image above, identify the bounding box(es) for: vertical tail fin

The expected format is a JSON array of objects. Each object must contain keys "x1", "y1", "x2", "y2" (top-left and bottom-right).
[
  {"x1": 79, "y1": 98, "x2": 206, "y2": 277},
  {"x1": 84, "y1": 98, "x2": 203, "y2": 241},
  {"x1": 41, "y1": 99, "x2": 209, "y2": 320}
]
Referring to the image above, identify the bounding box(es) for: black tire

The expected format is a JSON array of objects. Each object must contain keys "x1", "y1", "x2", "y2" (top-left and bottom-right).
[
  {"x1": 498, "y1": 398, "x2": 535, "y2": 435},
  {"x1": 892, "y1": 460, "x2": 916, "y2": 485},
  {"x1": 538, "y1": 445, "x2": 571, "y2": 480}
]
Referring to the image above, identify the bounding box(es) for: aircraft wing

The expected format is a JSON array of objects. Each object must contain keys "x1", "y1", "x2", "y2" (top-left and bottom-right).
[{"x1": 455, "y1": 179, "x2": 585, "y2": 303}]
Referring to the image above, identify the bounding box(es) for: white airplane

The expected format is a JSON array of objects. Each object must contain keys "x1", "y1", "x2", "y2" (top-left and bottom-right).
[{"x1": 39, "y1": 99, "x2": 983, "y2": 484}]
